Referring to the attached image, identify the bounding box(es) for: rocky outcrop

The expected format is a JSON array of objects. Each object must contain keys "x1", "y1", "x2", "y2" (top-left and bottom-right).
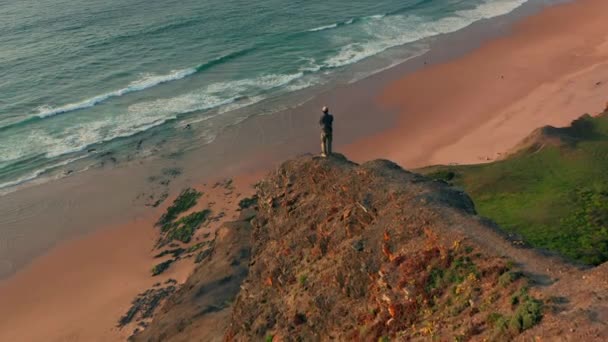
[
  {"x1": 504, "y1": 113, "x2": 602, "y2": 157},
  {"x1": 132, "y1": 212, "x2": 254, "y2": 342},
  {"x1": 136, "y1": 154, "x2": 607, "y2": 341},
  {"x1": 224, "y1": 154, "x2": 556, "y2": 341}
]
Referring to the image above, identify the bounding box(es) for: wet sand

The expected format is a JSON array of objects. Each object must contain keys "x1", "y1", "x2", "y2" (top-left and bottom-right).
[
  {"x1": 3, "y1": 0, "x2": 608, "y2": 340},
  {"x1": 0, "y1": 176, "x2": 256, "y2": 341},
  {"x1": 0, "y1": 215, "x2": 158, "y2": 341}
]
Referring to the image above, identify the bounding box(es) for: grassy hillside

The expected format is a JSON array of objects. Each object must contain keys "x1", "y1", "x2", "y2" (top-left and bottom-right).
[{"x1": 421, "y1": 113, "x2": 608, "y2": 265}]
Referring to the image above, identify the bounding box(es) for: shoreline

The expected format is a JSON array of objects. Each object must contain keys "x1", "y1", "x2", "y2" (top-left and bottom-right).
[
  {"x1": 345, "y1": 0, "x2": 608, "y2": 168},
  {"x1": 0, "y1": 0, "x2": 553, "y2": 199},
  {"x1": 0, "y1": 0, "x2": 555, "y2": 198},
  {"x1": 3, "y1": 0, "x2": 608, "y2": 339}
]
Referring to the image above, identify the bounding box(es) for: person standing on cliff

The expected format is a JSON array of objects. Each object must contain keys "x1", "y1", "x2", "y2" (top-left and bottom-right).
[{"x1": 319, "y1": 106, "x2": 334, "y2": 157}]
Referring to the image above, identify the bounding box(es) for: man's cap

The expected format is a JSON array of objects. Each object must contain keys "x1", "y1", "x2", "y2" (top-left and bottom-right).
[{"x1": 322, "y1": 106, "x2": 329, "y2": 113}]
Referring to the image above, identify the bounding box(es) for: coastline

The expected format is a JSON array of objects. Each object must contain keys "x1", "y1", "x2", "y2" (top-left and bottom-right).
[
  {"x1": 346, "y1": 0, "x2": 608, "y2": 167},
  {"x1": 3, "y1": 0, "x2": 608, "y2": 339}
]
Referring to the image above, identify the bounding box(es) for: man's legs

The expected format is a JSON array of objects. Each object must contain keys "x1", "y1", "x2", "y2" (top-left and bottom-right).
[
  {"x1": 321, "y1": 132, "x2": 327, "y2": 157},
  {"x1": 327, "y1": 133, "x2": 332, "y2": 155}
]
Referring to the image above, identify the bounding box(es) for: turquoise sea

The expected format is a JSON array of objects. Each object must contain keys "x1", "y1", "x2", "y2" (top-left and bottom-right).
[{"x1": 0, "y1": 0, "x2": 530, "y2": 192}]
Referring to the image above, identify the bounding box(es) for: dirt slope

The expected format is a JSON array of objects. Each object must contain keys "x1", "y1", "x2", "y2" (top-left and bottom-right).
[
  {"x1": 136, "y1": 154, "x2": 606, "y2": 341},
  {"x1": 132, "y1": 211, "x2": 255, "y2": 342}
]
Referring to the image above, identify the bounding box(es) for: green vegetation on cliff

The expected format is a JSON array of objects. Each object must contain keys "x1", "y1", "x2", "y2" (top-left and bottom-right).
[
  {"x1": 156, "y1": 188, "x2": 202, "y2": 229},
  {"x1": 154, "y1": 188, "x2": 212, "y2": 247},
  {"x1": 422, "y1": 113, "x2": 608, "y2": 265}
]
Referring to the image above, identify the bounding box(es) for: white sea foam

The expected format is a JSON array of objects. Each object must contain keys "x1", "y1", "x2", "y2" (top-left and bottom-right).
[
  {"x1": 299, "y1": 58, "x2": 322, "y2": 73},
  {"x1": 457, "y1": 0, "x2": 528, "y2": 21},
  {"x1": 323, "y1": 0, "x2": 527, "y2": 69},
  {"x1": 130, "y1": 72, "x2": 306, "y2": 122},
  {"x1": 0, "y1": 155, "x2": 88, "y2": 191},
  {"x1": 0, "y1": 106, "x2": 179, "y2": 169},
  {"x1": 206, "y1": 73, "x2": 305, "y2": 94},
  {"x1": 348, "y1": 46, "x2": 431, "y2": 84},
  {"x1": 0, "y1": 112, "x2": 178, "y2": 192},
  {"x1": 285, "y1": 76, "x2": 321, "y2": 92},
  {"x1": 128, "y1": 93, "x2": 238, "y2": 120},
  {"x1": 218, "y1": 96, "x2": 266, "y2": 114},
  {"x1": 1, "y1": 71, "x2": 309, "y2": 171},
  {"x1": 367, "y1": 14, "x2": 387, "y2": 20},
  {"x1": 34, "y1": 68, "x2": 197, "y2": 119},
  {"x1": 41, "y1": 116, "x2": 172, "y2": 159},
  {"x1": 308, "y1": 23, "x2": 338, "y2": 32}
]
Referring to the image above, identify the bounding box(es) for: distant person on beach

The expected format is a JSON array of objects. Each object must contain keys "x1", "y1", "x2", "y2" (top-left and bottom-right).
[{"x1": 319, "y1": 106, "x2": 334, "y2": 157}]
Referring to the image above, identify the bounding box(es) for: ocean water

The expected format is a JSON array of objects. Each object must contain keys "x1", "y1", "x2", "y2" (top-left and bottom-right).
[{"x1": 0, "y1": 0, "x2": 530, "y2": 192}]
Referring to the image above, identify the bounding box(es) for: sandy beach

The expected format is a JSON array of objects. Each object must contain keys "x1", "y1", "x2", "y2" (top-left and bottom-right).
[
  {"x1": 0, "y1": 176, "x2": 256, "y2": 341},
  {"x1": 2, "y1": 0, "x2": 608, "y2": 340},
  {"x1": 348, "y1": 0, "x2": 608, "y2": 167}
]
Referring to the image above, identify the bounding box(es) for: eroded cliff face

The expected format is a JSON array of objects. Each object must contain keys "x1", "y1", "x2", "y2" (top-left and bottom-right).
[{"x1": 136, "y1": 154, "x2": 607, "y2": 342}]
